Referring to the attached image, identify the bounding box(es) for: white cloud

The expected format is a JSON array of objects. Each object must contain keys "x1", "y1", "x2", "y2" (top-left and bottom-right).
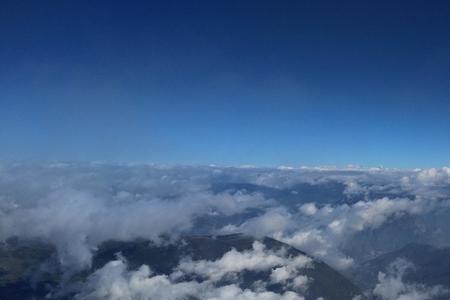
[
  {"x1": 2, "y1": 162, "x2": 450, "y2": 278},
  {"x1": 299, "y1": 203, "x2": 317, "y2": 216},
  {"x1": 243, "y1": 196, "x2": 450, "y2": 270},
  {"x1": 373, "y1": 259, "x2": 448, "y2": 300},
  {"x1": 416, "y1": 167, "x2": 450, "y2": 185},
  {"x1": 177, "y1": 241, "x2": 312, "y2": 284},
  {"x1": 0, "y1": 163, "x2": 270, "y2": 270},
  {"x1": 343, "y1": 179, "x2": 366, "y2": 197},
  {"x1": 76, "y1": 260, "x2": 200, "y2": 300},
  {"x1": 75, "y1": 254, "x2": 307, "y2": 300},
  {"x1": 237, "y1": 207, "x2": 295, "y2": 237}
]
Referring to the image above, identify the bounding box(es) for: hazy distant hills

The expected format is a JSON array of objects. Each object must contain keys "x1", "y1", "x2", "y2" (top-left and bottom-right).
[
  {"x1": 211, "y1": 181, "x2": 415, "y2": 208},
  {"x1": 211, "y1": 182, "x2": 350, "y2": 207},
  {"x1": 353, "y1": 243, "x2": 450, "y2": 291}
]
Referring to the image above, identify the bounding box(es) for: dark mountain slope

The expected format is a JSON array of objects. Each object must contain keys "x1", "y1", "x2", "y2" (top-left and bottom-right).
[
  {"x1": 0, "y1": 234, "x2": 361, "y2": 300},
  {"x1": 93, "y1": 234, "x2": 361, "y2": 300}
]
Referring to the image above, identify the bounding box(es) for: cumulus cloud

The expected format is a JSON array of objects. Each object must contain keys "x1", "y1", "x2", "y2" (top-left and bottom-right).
[
  {"x1": 299, "y1": 203, "x2": 317, "y2": 216},
  {"x1": 0, "y1": 163, "x2": 270, "y2": 270},
  {"x1": 176, "y1": 241, "x2": 312, "y2": 287},
  {"x1": 343, "y1": 179, "x2": 367, "y2": 198},
  {"x1": 226, "y1": 196, "x2": 450, "y2": 270},
  {"x1": 0, "y1": 188, "x2": 271, "y2": 269},
  {"x1": 234, "y1": 207, "x2": 296, "y2": 237},
  {"x1": 76, "y1": 260, "x2": 200, "y2": 300},
  {"x1": 416, "y1": 167, "x2": 450, "y2": 185},
  {"x1": 373, "y1": 259, "x2": 448, "y2": 300},
  {"x1": 400, "y1": 167, "x2": 450, "y2": 198},
  {"x1": 75, "y1": 246, "x2": 308, "y2": 300}
]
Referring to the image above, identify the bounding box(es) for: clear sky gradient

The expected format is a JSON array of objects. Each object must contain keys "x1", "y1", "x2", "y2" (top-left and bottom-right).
[{"x1": 1, "y1": 1, "x2": 450, "y2": 167}]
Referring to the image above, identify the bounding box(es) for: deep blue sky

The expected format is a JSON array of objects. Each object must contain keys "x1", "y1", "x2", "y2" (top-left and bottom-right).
[{"x1": 1, "y1": 1, "x2": 450, "y2": 167}]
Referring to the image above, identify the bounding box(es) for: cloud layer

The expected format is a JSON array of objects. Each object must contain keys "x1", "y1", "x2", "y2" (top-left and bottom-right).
[{"x1": 2, "y1": 161, "x2": 450, "y2": 298}]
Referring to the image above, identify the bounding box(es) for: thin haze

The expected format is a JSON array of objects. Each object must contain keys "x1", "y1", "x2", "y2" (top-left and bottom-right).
[{"x1": 1, "y1": 0, "x2": 450, "y2": 167}]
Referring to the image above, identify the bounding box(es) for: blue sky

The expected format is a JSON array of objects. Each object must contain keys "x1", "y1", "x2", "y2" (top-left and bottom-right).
[{"x1": 1, "y1": 0, "x2": 450, "y2": 167}]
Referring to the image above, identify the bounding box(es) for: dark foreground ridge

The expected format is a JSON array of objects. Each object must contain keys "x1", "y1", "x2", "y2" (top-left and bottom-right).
[{"x1": 0, "y1": 234, "x2": 361, "y2": 300}]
